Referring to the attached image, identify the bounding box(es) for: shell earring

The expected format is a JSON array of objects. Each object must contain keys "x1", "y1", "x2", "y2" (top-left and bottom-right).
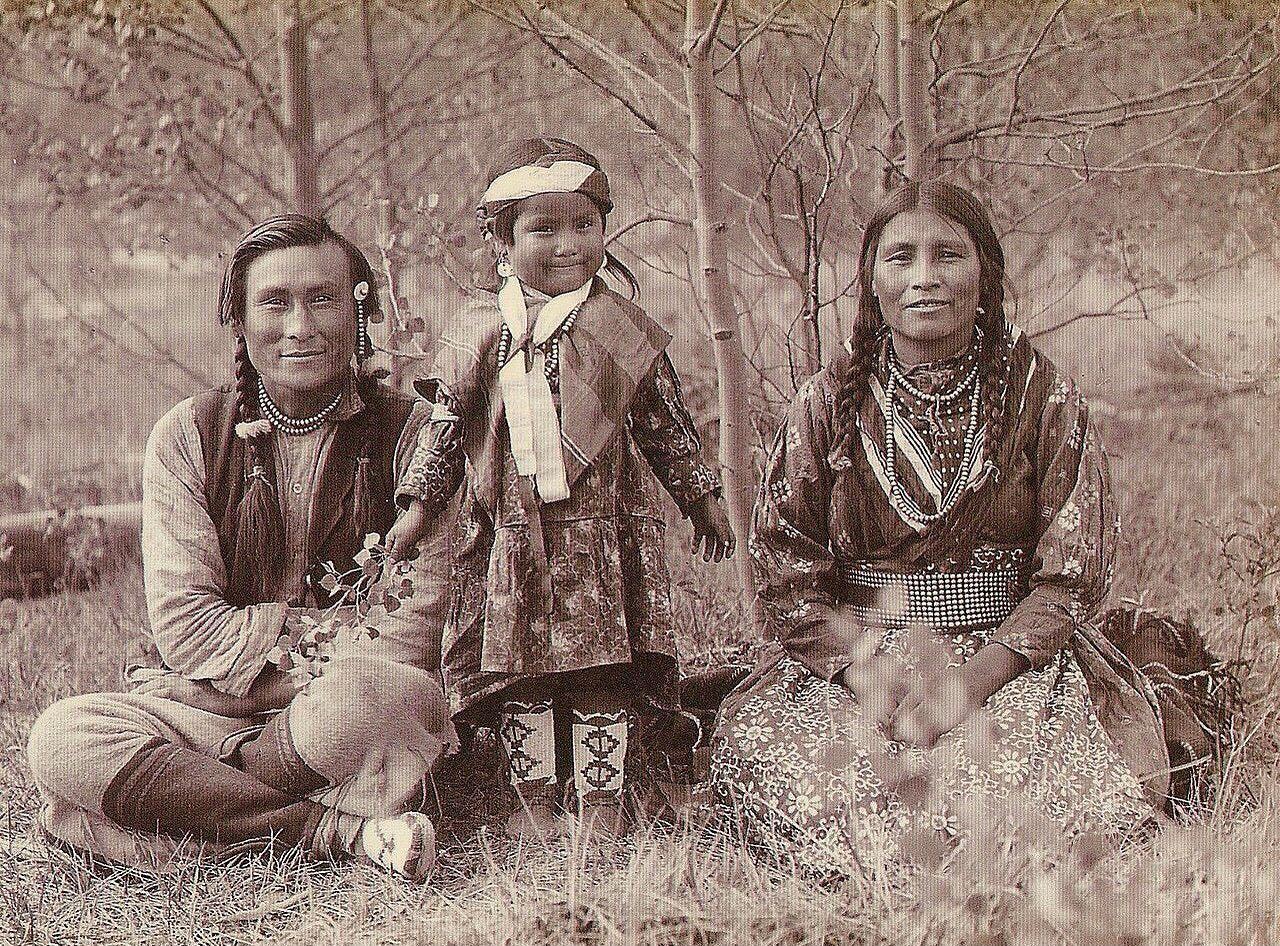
[
  {"x1": 496, "y1": 250, "x2": 516, "y2": 279},
  {"x1": 353, "y1": 280, "x2": 372, "y2": 360}
]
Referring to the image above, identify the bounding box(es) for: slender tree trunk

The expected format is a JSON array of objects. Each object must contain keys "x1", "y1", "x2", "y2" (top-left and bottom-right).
[
  {"x1": 684, "y1": 0, "x2": 757, "y2": 606},
  {"x1": 897, "y1": 0, "x2": 934, "y2": 182},
  {"x1": 877, "y1": 0, "x2": 900, "y2": 192},
  {"x1": 1, "y1": 225, "x2": 25, "y2": 363},
  {"x1": 357, "y1": 0, "x2": 407, "y2": 389},
  {"x1": 277, "y1": 0, "x2": 320, "y2": 216}
]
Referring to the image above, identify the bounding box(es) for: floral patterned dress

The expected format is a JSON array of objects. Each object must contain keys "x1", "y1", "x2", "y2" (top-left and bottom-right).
[
  {"x1": 709, "y1": 325, "x2": 1168, "y2": 878},
  {"x1": 400, "y1": 285, "x2": 721, "y2": 720}
]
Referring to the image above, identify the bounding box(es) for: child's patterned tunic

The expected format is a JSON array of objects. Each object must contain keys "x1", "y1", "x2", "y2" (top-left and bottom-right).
[{"x1": 400, "y1": 282, "x2": 720, "y2": 718}]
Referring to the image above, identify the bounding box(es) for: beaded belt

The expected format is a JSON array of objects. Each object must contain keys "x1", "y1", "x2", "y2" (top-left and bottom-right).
[{"x1": 837, "y1": 560, "x2": 1025, "y2": 628}]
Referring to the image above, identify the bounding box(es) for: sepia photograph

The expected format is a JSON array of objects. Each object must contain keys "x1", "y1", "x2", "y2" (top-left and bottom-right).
[{"x1": 0, "y1": 0, "x2": 1276, "y2": 942}]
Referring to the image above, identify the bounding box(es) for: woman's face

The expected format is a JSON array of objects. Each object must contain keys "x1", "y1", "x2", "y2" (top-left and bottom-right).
[
  {"x1": 871, "y1": 208, "x2": 983, "y2": 366},
  {"x1": 241, "y1": 241, "x2": 356, "y2": 413},
  {"x1": 504, "y1": 191, "x2": 605, "y2": 297}
]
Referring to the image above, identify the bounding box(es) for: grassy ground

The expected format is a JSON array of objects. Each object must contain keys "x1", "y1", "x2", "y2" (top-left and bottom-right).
[{"x1": 3, "y1": 352, "x2": 1280, "y2": 944}]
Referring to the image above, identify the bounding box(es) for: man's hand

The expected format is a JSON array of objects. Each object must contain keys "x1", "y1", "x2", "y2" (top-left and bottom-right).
[
  {"x1": 688, "y1": 497, "x2": 736, "y2": 563},
  {"x1": 133, "y1": 668, "x2": 297, "y2": 718},
  {"x1": 133, "y1": 676, "x2": 264, "y2": 718}
]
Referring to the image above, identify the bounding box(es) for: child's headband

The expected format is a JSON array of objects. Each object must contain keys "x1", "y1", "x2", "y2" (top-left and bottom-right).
[{"x1": 479, "y1": 159, "x2": 612, "y2": 216}]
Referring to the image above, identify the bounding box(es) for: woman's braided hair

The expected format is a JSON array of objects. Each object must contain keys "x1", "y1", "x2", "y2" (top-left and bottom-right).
[
  {"x1": 835, "y1": 181, "x2": 1015, "y2": 525},
  {"x1": 219, "y1": 214, "x2": 383, "y2": 602}
]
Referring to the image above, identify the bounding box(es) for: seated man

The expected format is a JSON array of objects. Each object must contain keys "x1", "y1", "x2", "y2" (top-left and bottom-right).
[{"x1": 26, "y1": 215, "x2": 456, "y2": 880}]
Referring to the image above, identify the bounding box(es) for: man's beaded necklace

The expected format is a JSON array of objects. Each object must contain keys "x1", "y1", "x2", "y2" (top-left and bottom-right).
[
  {"x1": 883, "y1": 353, "x2": 982, "y2": 525},
  {"x1": 257, "y1": 379, "x2": 343, "y2": 436}
]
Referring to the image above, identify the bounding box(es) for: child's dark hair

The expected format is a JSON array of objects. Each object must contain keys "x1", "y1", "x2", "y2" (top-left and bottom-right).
[
  {"x1": 478, "y1": 137, "x2": 640, "y2": 298},
  {"x1": 219, "y1": 213, "x2": 383, "y2": 603}
]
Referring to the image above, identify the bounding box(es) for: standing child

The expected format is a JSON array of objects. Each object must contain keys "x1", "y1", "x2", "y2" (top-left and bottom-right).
[{"x1": 387, "y1": 137, "x2": 734, "y2": 836}]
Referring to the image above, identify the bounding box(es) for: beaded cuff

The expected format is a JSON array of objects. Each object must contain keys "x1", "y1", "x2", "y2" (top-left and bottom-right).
[
  {"x1": 661, "y1": 456, "x2": 723, "y2": 516},
  {"x1": 397, "y1": 415, "x2": 464, "y2": 511}
]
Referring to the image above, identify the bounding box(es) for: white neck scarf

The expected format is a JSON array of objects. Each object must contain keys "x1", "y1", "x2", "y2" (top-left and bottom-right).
[{"x1": 497, "y1": 274, "x2": 594, "y2": 503}]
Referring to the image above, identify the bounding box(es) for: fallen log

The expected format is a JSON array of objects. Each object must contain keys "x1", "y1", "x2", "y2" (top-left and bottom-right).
[{"x1": 0, "y1": 502, "x2": 141, "y2": 599}]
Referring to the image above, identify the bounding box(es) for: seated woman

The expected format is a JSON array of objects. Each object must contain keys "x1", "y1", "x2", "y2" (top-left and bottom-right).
[
  {"x1": 26, "y1": 215, "x2": 456, "y2": 880},
  {"x1": 709, "y1": 182, "x2": 1230, "y2": 878}
]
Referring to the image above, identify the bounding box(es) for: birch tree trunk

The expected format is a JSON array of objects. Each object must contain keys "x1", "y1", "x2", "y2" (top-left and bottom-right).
[
  {"x1": 897, "y1": 0, "x2": 934, "y2": 182},
  {"x1": 357, "y1": 0, "x2": 407, "y2": 389},
  {"x1": 277, "y1": 0, "x2": 320, "y2": 216},
  {"x1": 684, "y1": 0, "x2": 757, "y2": 605},
  {"x1": 877, "y1": 0, "x2": 900, "y2": 192}
]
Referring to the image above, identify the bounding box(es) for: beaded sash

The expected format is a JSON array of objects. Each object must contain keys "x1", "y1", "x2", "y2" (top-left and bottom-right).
[{"x1": 837, "y1": 550, "x2": 1028, "y2": 629}]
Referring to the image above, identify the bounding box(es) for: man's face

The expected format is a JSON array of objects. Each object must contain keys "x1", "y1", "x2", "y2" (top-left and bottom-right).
[{"x1": 242, "y1": 241, "x2": 355, "y2": 412}]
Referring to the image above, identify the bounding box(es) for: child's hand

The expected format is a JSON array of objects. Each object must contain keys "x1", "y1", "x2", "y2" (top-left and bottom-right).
[
  {"x1": 688, "y1": 496, "x2": 736, "y2": 563},
  {"x1": 386, "y1": 499, "x2": 429, "y2": 562}
]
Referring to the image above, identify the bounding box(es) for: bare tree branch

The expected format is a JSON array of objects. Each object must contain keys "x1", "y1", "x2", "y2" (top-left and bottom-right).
[
  {"x1": 191, "y1": 0, "x2": 290, "y2": 144},
  {"x1": 714, "y1": 0, "x2": 796, "y2": 72},
  {"x1": 607, "y1": 213, "x2": 695, "y2": 244}
]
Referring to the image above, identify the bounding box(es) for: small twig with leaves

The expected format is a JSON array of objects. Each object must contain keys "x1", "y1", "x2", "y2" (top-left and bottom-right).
[{"x1": 266, "y1": 532, "x2": 418, "y2": 687}]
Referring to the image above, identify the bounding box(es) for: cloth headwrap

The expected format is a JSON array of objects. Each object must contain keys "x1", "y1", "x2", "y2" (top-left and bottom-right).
[
  {"x1": 478, "y1": 159, "x2": 613, "y2": 218},
  {"x1": 481, "y1": 156, "x2": 612, "y2": 504}
]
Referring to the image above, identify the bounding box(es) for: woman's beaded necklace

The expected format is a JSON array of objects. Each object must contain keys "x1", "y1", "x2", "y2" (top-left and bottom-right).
[
  {"x1": 883, "y1": 350, "x2": 982, "y2": 525},
  {"x1": 257, "y1": 378, "x2": 343, "y2": 436}
]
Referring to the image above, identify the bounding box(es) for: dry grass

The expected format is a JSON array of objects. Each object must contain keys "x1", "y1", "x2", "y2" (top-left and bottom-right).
[{"x1": 3, "y1": 364, "x2": 1280, "y2": 944}]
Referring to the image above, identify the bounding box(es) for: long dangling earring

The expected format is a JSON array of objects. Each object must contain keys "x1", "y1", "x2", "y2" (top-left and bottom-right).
[
  {"x1": 353, "y1": 280, "x2": 372, "y2": 360},
  {"x1": 496, "y1": 249, "x2": 515, "y2": 279}
]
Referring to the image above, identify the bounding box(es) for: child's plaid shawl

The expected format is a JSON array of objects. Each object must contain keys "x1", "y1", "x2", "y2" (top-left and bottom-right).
[{"x1": 416, "y1": 278, "x2": 672, "y2": 522}]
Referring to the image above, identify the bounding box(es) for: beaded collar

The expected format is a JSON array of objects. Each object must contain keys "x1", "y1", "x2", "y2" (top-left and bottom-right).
[
  {"x1": 256, "y1": 373, "x2": 364, "y2": 436},
  {"x1": 879, "y1": 328, "x2": 982, "y2": 408}
]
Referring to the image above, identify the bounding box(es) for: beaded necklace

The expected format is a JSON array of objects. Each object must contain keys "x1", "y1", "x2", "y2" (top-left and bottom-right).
[
  {"x1": 883, "y1": 349, "x2": 982, "y2": 525},
  {"x1": 495, "y1": 302, "x2": 584, "y2": 387},
  {"x1": 257, "y1": 378, "x2": 343, "y2": 436}
]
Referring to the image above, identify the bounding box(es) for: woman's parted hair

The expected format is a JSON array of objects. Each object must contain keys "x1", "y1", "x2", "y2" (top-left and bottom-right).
[
  {"x1": 478, "y1": 136, "x2": 639, "y2": 298},
  {"x1": 220, "y1": 214, "x2": 383, "y2": 603},
  {"x1": 836, "y1": 181, "x2": 1015, "y2": 529}
]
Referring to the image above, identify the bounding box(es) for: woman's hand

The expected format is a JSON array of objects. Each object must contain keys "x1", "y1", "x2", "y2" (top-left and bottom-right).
[
  {"x1": 888, "y1": 644, "x2": 1031, "y2": 749},
  {"x1": 386, "y1": 499, "x2": 429, "y2": 562},
  {"x1": 133, "y1": 667, "x2": 297, "y2": 718},
  {"x1": 841, "y1": 656, "x2": 911, "y2": 736},
  {"x1": 888, "y1": 666, "x2": 973, "y2": 749},
  {"x1": 688, "y1": 497, "x2": 736, "y2": 563}
]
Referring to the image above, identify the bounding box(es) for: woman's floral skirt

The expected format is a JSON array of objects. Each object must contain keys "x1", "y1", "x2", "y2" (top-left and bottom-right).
[{"x1": 708, "y1": 644, "x2": 1152, "y2": 879}]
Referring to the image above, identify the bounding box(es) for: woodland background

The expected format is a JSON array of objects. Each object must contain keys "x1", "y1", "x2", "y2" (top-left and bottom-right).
[{"x1": 2, "y1": 1, "x2": 1280, "y2": 943}]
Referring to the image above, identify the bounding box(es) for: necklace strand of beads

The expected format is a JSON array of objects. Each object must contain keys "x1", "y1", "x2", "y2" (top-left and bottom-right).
[
  {"x1": 257, "y1": 379, "x2": 343, "y2": 436},
  {"x1": 496, "y1": 302, "x2": 583, "y2": 383},
  {"x1": 884, "y1": 367, "x2": 982, "y2": 525}
]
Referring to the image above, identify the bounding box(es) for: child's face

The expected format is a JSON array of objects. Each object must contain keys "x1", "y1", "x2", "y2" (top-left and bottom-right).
[{"x1": 505, "y1": 191, "x2": 605, "y2": 297}]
